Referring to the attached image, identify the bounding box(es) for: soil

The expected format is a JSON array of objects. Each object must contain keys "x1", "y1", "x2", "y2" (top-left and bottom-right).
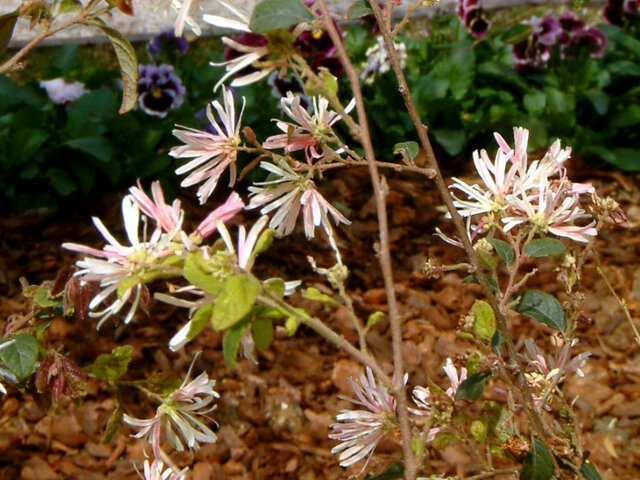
[{"x1": 0, "y1": 164, "x2": 639, "y2": 480}]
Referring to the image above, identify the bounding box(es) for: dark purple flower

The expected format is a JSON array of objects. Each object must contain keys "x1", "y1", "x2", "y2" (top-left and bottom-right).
[
  {"x1": 268, "y1": 73, "x2": 311, "y2": 112},
  {"x1": 567, "y1": 26, "x2": 607, "y2": 58},
  {"x1": 137, "y1": 64, "x2": 185, "y2": 118},
  {"x1": 534, "y1": 13, "x2": 562, "y2": 45},
  {"x1": 457, "y1": 0, "x2": 490, "y2": 38},
  {"x1": 293, "y1": 28, "x2": 344, "y2": 76},
  {"x1": 604, "y1": 0, "x2": 640, "y2": 25},
  {"x1": 512, "y1": 39, "x2": 551, "y2": 69},
  {"x1": 147, "y1": 30, "x2": 189, "y2": 57}
]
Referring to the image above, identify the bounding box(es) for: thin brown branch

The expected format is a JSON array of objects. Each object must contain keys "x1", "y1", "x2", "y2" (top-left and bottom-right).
[
  {"x1": 315, "y1": 1, "x2": 417, "y2": 478},
  {"x1": 365, "y1": 0, "x2": 555, "y2": 468}
]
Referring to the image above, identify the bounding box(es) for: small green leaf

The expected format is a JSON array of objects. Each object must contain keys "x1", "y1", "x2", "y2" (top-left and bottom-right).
[
  {"x1": 186, "y1": 304, "x2": 214, "y2": 342},
  {"x1": 302, "y1": 287, "x2": 341, "y2": 308},
  {"x1": 211, "y1": 275, "x2": 260, "y2": 331},
  {"x1": 0, "y1": 334, "x2": 39, "y2": 381},
  {"x1": 513, "y1": 290, "x2": 566, "y2": 331},
  {"x1": 487, "y1": 238, "x2": 515, "y2": 266},
  {"x1": 57, "y1": 0, "x2": 82, "y2": 14},
  {"x1": 285, "y1": 315, "x2": 300, "y2": 336},
  {"x1": 254, "y1": 228, "x2": 275, "y2": 257},
  {"x1": 249, "y1": 0, "x2": 313, "y2": 34},
  {"x1": 524, "y1": 238, "x2": 566, "y2": 258},
  {"x1": 263, "y1": 278, "x2": 285, "y2": 299},
  {"x1": 91, "y1": 345, "x2": 133, "y2": 382},
  {"x1": 470, "y1": 419, "x2": 488, "y2": 443},
  {"x1": 251, "y1": 317, "x2": 274, "y2": 351},
  {"x1": 0, "y1": 11, "x2": 18, "y2": 55},
  {"x1": 222, "y1": 320, "x2": 248, "y2": 370},
  {"x1": 345, "y1": 0, "x2": 372, "y2": 19},
  {"x1": 580, "y1": 461, "x2": 602, "y2": 480},
  {"x1": 491, "y1": 330, "x2": 504, "y2": 355},
  {"x1": 34, "y1": 285, "x2": 62, "y2": 308},
  {"x1": 183, "y1": 251, "x2": 224, "y2": 296},
  {"x1": 520, "y1": 438, "x2": 553, "y2": 480},
  {"x1": 393, "y1": 141, "x2": 420, "y2": 163},
  {"x1": 64, "y1": 136, "x2": 113, "y2": 163},
  {"x1": 462, "y1": 275, "x2": 499, "y2": 291},
  {"x1": 367, "y1": 311, "x2": 385, "y2": 328},
  {"x1": 523, "y1": 91, "x2": 547, "y2": 116},
  {"x1": 87, "y1": 21, "x2": 138, "y2": 113},
  {"x1": 100, "y1": 403, "x2": 123, "y2": 444},
  {"x1": 471, "y1": 300, "x2": 496, "y2": 341},
  {"x1": 365, "y1": 462, "x2": 404, "y2": 480},
  {"x1": 432, "y1": 129, "x2": 465, "y2": 156},
  {"x1": 317, "y1": 69, "x2": 338, "y2": 97},
  {"x1": 455, "y1": 372, "x2": 491, "y2": 401}
]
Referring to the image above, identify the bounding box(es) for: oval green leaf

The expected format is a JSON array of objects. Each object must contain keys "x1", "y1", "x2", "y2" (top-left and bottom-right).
[
  {"x1": 455, "y1": 372, "x2": 491, "y2": 401},
  {"x1": 520, "y1": 438, "x2": 553, "y2": 480},
  {"x1": 0, "y1": 334, "x2": 38, "y2": 381},
  {"x1": 249, "y1": 0, "x2": 313, "y2": 34},
  {"x1": 487, "y1": 238, "x2": 515, "y2": 265},
  {"x1": 514, "y1": 290, "x2": 566, "y2": 331},
  {"x1": 211, "y1": 275, "x2": 260, "y2": 331},
  {"x1": 524, "y1": 238, "x2": 566, "y2": 258}
]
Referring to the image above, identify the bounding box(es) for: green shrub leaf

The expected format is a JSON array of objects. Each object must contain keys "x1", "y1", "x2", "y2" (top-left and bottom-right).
[
  {"x1": 520, "y1": 438, "x2": 553, "y2": 480},
  {"x1": 0, "y1": 334, "x2": 39, "y2": 381},
  {"x1": 471, "y1": 300, "x2": 496, "y2": 341},
  {"x1": 455, "y1": 372, "x2": 491, "y2": 401},
  {"x1": 249, "y1": 0, "x2": 313, "y2": 34},
  {"x1": 91, "y1": 345, "x2": 133, "y2": 382},
  {"x1": 251, "y1": 316, "x2": 274, "y2": 351},
  {"x1": 487, "y1": 238, "x2": 515, "y2": 265},
  {"x1": 513, "y1": 290, "x2": 566, "y2": 331},
  {"x1": 524, "y1": 238, "x2": 566, "y2": 258},
  {"x1": 211, "y1": 275, "x2": 260, "y2": 331},
  {"x1": 222, "y1": 320, "x2": 248, "y2": 370}
]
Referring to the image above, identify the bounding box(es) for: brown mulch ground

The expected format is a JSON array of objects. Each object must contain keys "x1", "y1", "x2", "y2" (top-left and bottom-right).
[{"x1": 0, "y1": 164, "x2": 639, "y2": 480}]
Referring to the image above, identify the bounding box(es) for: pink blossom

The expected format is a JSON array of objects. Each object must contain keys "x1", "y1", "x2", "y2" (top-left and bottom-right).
[
  {"x1": 171, "y1": 87, "x2": 245, "y2": 204},
  {"x1": 194, "y1": 192, "x2": 245, "y2": 239},
  {"x1": 40, "y1": 78, "x2": 88, "y2": 104}
]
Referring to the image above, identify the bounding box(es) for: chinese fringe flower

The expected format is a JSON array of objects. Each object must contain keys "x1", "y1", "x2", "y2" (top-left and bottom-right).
[
  {"x1": 171, "y1": 87, "x2": 245, "y2": 204},
  {"x1": 361, "y1": 35, "x2": 407, "y2": 85},
  {"x1": 62, "y1": 196, "x2": 177, "y2": 328},
  {"x1": 444, "y1": 127, "x2": 597, "y2": 245},
  {"x1": 137, "y1": 459, "x2": 188, "y2": 480},
  {"x1": 457, "y1": 0, "x2": 490, "y2": 38},
  {"x1": 262, "y1": 92, "x2": 355, "y2": 164},
  {"x1": 248, "y1": 161, "x2": 350, "y2": 239},
  {"x1": 137, "y1": 64, "x2": 185, "y2": 118},
  {"x1": 329, "y1": 368, "x2": 397, "y2": 468},
  {"x1": 124, "y1": 355, "x2": 219, "y2": 457},
  {"x1": 172, "y1": 0, "x2": 204, "y2": 37},
  {"x1": 204, "y1": 2, "x2": 273, "y2": 91},
  {"x1": 40, "y1": 78, "x2": 88, "y2": 105}
]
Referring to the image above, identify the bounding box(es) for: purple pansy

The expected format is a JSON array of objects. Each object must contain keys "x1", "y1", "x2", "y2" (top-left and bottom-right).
[
  {"x1": 457, "y1": 0, "x2": 490, "y2": 39},
  {"x1": 147, "y1": 30, "x2": 189, "y2": 57},
  {"x1": 137, "y1": 64, "x2": 186, "y2": 118},
  {"x1": 604, "y1": 0, "x2": 640, "y2": 26}
]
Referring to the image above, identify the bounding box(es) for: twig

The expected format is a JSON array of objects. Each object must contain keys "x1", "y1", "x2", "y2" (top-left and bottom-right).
[
  {"x1": 316, "y1": 1, "x2": 417, "y2": 478},
  {"x1": 594, "y1": 254, "x2": 640, "y2": 346},
  {"x1": 462, "y1": 468, "x2": 519, "y2": 480},
  {"x1": 365, "y1": 0, "x2": 556, "y2": 470}
]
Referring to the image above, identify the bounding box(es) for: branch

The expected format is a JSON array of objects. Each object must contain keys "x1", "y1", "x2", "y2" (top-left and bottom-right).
[
  {"x1": 315, "y1": 1, "x2": 417, "y2": 478},
  {"x1": 365, "y1": 0, "x2": 555, "y2": 466}
]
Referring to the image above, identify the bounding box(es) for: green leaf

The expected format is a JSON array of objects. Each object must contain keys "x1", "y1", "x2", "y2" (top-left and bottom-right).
[
  {"x1": 520, "y1": 438, "x2": 553, "y2": 480},
  {"x1": 302, "y1": 287, "x2": 341, "y2": 308},
  {"x1": 455, "y1": 372, "x2": 491, "y2": 401},
  {"x1": 222, "y1": 320, "x2": 248, "y2": 369},
  {"x1": 263, "y1": 278, "x2": 285, "y2": 299},
  {"x1": 183, "y1": 251, "x2": 224, "y2": 296},
  {"x1": 57, "y1": 0, "x2": 82, "y2": 14},
  {"x1": 487, "y1": 238, "x2": 515, "y2": 266},
  {"x1": 87, "y1": 21, "x2": 138, "y2": 113},
  {"x1": 186, "y1": 304, "x2": 214, "y2": 343},
  {"x1": 524, "y1": 238, "x2": 566, "y2": 258},
  {"x1": 285, "y1": 315, "x2": 300, "y2": 336},
  {"x1": 367, "y1": 311, "x2": 385, "y2": 328},
  {"x1": 470, "y1": 419, "x2": 488, "y2": 443},
  {"x1": 432, "y1": 129, "x2": 465, "y2": 156},
  {"x1": 491, "y1": 330, "x2": 504, "y2": 355},
  {"x1": 34, "y1": 285, "x2": 62, "y2": 308},
  {"x1": 345, "y1": 0, "x2": 372, "y2": 19},
  {"x1": 523, "y1": 91, "x2": 546, "y2": 117},
  {"x1": 393, "y1": 141, "x2": 420, "y2": 162},
  {"x1": 471, "y1": 300, "x2": 496, "y2": 341},
  {"x1": 514, "y1": 290, "x2": 566, "y2": 331},
  {"x1": 91, "y1": 345, "x2": 133, "y2": 382},
  {"x1": 64, "y1": 136, "x2": 113, "y2": 163},
  {"x1": 253, "y1": 228, "x2": 275, "y2": 257},
  {"x1": 0, "y1": 11, "x2": 18, "y2": 55},
  {"x1": 580, "y1": 461, "x2": 602, "y2": 480},
  {"x1": 249, "y1": 0, "x2": 313, "y2": 34},
  {"x1": 100, "y1": 403, "x2": 123, "y2": 444},
  {"x1": 0, "y1": 334, "x2": 39, "y2": 381},
  {"x1": 462, "y1": 275, "x2": 499, "y2": 292},
  {"x1": 251, "y1": 316, "x2": 274, "y2": 351},
  {"x1": 211, "y1": 275, "x2": 260, "y2": 331}
]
